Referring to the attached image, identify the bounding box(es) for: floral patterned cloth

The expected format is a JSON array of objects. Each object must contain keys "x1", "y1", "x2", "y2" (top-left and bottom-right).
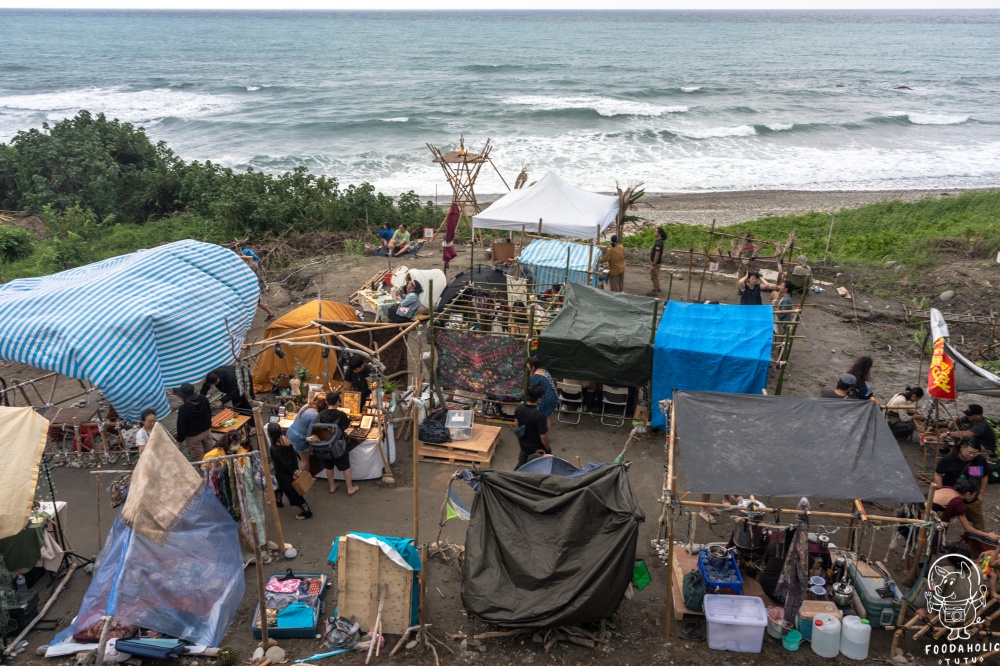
[{"x1": 435, "y1": 329, "x2": 525, "y2": 399}]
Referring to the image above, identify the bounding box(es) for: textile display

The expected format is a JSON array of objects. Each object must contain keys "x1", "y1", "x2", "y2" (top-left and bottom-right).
[
  {"x1": 435, "y1": 266, "x2": 508, "y2": 312},
  {"x1": 251, "y1": 300, "x2": 357, "y2": 393},
  {"x1": 537, "y1": 282, "x2": 660, "y2": 387},
  {"x1": 651, "y1": 301, "x2": 773, "y2": 429},
  {"x1": 472, "y1": 171, "x2": 619, "y2": 239},
  {"x1": 505, "y1": 274, "x2": 529, "y2": 308},
  {"x1": 672, "y1": 391, "x2": 925, "y2": 502},
  {"x1": 461, "y1": 464, "x2": 644, "y2": 628},
  {"x1": 0, "y1": 406, "x2": 48, "y2": 540},
  {"x1": 434, "y1": 329, "x2": 525, "y2": 399},
  {"x1": 517, "y1": 239, "x2": 601, "y2": 294},
  {"x1": 202, "y1": 451, "x2": 267, "y2": 546},
  {"x1": 120, "y1": 424, "x2": 205, "y2": 546},
  {"x1": 0, "y1": 240, "x2": 258, "y2": 421}
]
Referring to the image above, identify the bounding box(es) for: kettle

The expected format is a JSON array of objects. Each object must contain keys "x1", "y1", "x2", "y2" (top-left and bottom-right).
[{"x1": 832, "y1": 582, "x2": 855, "y2": 608}]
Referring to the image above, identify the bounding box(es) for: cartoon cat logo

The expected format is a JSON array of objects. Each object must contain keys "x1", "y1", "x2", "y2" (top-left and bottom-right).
[{"x1": 925, "y1": 553, "x2": 988, "y2": 640}]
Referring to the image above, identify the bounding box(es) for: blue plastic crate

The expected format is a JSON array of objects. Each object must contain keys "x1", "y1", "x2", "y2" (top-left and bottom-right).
[{"x1": 698, "y1": 548, "x2": 744, "y2": 595}]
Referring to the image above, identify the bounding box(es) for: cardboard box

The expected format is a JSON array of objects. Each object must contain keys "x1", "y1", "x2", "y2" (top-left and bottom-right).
[{"x1": 492, "y1": 242, "x2": 516, "y2": 262}]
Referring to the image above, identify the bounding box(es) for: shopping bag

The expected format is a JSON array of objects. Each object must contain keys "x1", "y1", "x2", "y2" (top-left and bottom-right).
[{"x1": 292, "y1": 473, "x2": 315, "y2": 496}]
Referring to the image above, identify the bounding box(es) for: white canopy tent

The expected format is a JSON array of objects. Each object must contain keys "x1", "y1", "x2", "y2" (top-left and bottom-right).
[{"x1": 472, "y1": 171, "x2": 620, "y2": 239}]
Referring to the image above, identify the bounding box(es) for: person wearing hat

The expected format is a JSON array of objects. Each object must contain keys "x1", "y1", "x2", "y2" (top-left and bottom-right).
[
  {"x1": 935, "y1": 437, "x2": 990, "y2": 530},
  {"x1": 820, "y1": 373, "x2": 858, "y2": 399},
  {"x1": 786, "y1": 255, "x2": 813, "y2": 293},
  {"x1": 173, "y1": 383, "x2": 214, "y2": 460},
  {"x1": 948, "y1": 404, "x2": 997, "y2": 456}
]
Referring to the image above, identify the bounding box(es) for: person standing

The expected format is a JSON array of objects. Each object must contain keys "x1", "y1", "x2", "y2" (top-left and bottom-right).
[
  {"x1": 313, "y1": 391, "x2": 359, "y2": 496},
  {"x1": 287, "y1": 394, "x2": 327, "y2": 469},
  {"x1": 773, "y1": 281, "x2": 795, "y2": 335},
  {"x1": 737, "y1": 270, "x2": 770, "y2": 305},
  {"x1": 201, "y1": 365, "x2": 253, "y2": 411},
  {"x1": 134, "y1": 408, "x2": 156, "y2": 452},
  {"x1": 935, "y1": 437, "x2": 989, "y2": 531},
  {"x1": 600, "y1": 235, "x2": 626, "y2": 292},
  {"x1": 266, "y1": 422, "x2": 312, "y2": 520},
  {"x1": 173, "y1": 383, "x2": 214, "y2": 460},
  {"x1": 649, "y1": 226, "x2": 666, "y2": 296},
  {"x1": 527, "y1": 356, "x2": 558, "y2": 428},
  {"x1": 514, "y1": 386, "x2": 550, "y2": 470},
  {"x1": 948, "y1": 404, "x2": 997, "y2": 455},
  {"x1": 347, "y1": 355, "x2": 375, "y2": 406}
]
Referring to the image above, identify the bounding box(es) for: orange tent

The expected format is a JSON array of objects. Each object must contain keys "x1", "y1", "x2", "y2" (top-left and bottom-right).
[{"x1": 251, "y1": 300, "x2": 357, "y2": 393}]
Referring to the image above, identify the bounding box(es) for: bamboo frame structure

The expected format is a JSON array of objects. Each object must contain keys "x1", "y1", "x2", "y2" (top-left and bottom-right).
[{"x1": 660, "y1": 397, "x2": 933, "y2": 654}]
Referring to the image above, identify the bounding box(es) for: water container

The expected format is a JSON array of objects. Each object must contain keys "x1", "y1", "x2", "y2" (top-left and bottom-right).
[
  {"x1": 811, "y1": 613, "x2": 841, "y2": 658},
  {"x1": 840, "y1": 616, "x2": 871, "y2": 661}
]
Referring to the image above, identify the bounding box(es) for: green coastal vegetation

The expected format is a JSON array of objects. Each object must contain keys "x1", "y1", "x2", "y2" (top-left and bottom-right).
[{"x1": 0, "y1": 110, "x2": 998, "y2": 283}]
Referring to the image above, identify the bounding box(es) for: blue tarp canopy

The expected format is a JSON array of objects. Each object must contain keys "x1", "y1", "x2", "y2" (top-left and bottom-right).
[
  {"x1": 651, "y1": 301, "x2": 773, "y2": 429},
  {"x1": 0, "y1": 240, "x2": 259, "y2": 420},
  {"x1": 517, "y1": 239, "x2": 601, "y2": 294}
]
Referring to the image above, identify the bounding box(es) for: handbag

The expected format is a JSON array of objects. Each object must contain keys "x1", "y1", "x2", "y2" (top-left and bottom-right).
[
  {"x1": 419, "y1": 418, "x2": 451, "y2": 444},
  {"x1": 292, "y1": 472, "x2": 315, "y2": 496},
  {"x1": 682, "y1": 569, "x2": 706, "y2": 612}
]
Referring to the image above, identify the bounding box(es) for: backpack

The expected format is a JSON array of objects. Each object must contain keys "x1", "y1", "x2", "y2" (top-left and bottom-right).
[
  {"x1": 419, "y1": 418, "x2": 451, "y2": 444},
  {"x1": 682, "y1": 569, "x2": 706, "y2": 612},
  {"x1": 309, "y1": 423, "x2": 347, "y2": 460}
]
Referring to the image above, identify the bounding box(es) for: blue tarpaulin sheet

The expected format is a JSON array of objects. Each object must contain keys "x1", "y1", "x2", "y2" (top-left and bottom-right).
[{"x1": 651, "y1": 301, "x2": 773, "y2": 429}]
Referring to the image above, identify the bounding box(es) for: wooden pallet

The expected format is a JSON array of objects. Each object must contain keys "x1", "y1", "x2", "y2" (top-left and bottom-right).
[{"x1": 418, "y1": 423, "x2": 501, "y2": 466}]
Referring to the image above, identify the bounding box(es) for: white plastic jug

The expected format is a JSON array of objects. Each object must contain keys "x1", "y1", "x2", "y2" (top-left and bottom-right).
[
  {"x1": 840, "y1": 615, "x2": 871, "y2": 660},
  {"x1": 810, "y1": 613, "x2": 841, "y2": 658}
]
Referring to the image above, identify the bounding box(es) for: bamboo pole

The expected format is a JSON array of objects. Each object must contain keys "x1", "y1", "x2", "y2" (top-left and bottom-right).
[
  {"x1": 677, "y1": 500, "x2": 926, "y2": 524},
  {"x1": 685, "y1": 240, "x2": 695, "y2": 302},
  {"x1": 697, "y1": 220, "x2": 715, "y2": 302},
  {"x1": 92, "y1": 615, "x2": 114, "y2": 666},
  {"x1": 419, "y1": 543, "x2": 428, "y2": 648},
  {"x1": 666, "y1": 271, "x2": 673, "y2": 302},
  {"x1": 519, "y1": 224, "x2": 526, "y2": 254},
  {"x1": 564, "y1": 246, "x2": 571, "y2": 286},
  {"x1": 429, "y1": 281, "x2": 436, "y2": 401},
  {"x1": 252, "y1": 405, "x2": 286, "y2": 552},
  {"x1": 2, "y1": 563, "x2": 78, "y2": 656},
  {"x1": 250, "y1": 517, "x2": 272, "y2": 647},
  {"x1": 94, "y1": 474, "x2": 101, "y2": 552},
  {"x1": 664, "y1": 400, "x2": 677, "y2": 644}
]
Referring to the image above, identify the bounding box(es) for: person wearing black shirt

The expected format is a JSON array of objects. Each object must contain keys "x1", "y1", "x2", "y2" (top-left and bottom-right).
[
  {"x1": 312, "y1": 391, "x2": 358, "y2": 496},
  {"x1": 737, "y1": 271, "x2": 770, "y2": 306},
  {"x1": 935, "y1": 438, "x2": 988, "y2": 531},
  {"x1": 200, "y1": 365, "x2": 252, "y2": 411},
  {"x1": 948, "y1": 404, "x2": 997, "y2": 455},
  {"x1": 347, "y1": 356, "x2": 373, "y2": 407},
  {"x1": 173, "y1": 383, "x2": 214, "y2": 460},
  {"x1": 266, "y1": 422, "x2": 312, "y2": 520},
  {"x1": 649, "y1": 226, "x2": 666, "y2": 296},
  {"x1": 819, "y1": 373, "x2": 857, "y2": 399},
  {"x1": 514, "y1": 386, "x2": 550, "y2": 470}
]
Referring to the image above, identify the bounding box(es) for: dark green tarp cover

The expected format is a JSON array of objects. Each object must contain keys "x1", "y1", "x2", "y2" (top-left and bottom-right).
[
  {"x1": 461, "y1": 464, "x2": 644, "y2": 628},
  {"x1": 536, "y1": 282, "x2": 660, "y2": 386}
]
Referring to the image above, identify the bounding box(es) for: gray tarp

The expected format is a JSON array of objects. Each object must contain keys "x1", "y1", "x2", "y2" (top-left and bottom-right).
[
  {"x1": 948, "y1": 343, "x2": 1000, "y2": 398},
  {"x1": 461, "y1": 464, "x2": 644, "y2": 628},
  {"x1": 673, "y1": 391, "x2": 925, "y2": 503},
  {"x1": 536, "y1": 282, "x2": 660, "y2": 386}
]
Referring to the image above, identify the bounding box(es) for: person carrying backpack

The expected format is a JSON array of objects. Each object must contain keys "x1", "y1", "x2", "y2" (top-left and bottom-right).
[{"x1": 309, "y1": 391, "x2": 359, "y2": 496}]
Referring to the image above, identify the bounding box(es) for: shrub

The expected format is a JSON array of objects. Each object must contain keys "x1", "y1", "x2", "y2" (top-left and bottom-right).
[{"x1": 0, "y1": 226, "x2": 34, "y2": 261}]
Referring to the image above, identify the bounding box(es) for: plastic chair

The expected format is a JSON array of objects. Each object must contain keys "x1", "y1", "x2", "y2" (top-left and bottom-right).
[
  {"x1": 601, "y1": 386, "x2": 630, "y2": 427},
  {"x1": 557, "y1": 381, "x2": 584, "y2": 424}
]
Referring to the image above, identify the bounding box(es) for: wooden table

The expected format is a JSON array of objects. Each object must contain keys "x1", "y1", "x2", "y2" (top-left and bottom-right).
[
  {"x1": 418, "y1": 422, "x2": 501, "y2": 466},
  {"x1": 211, "y1": 409, "x2": 252, "y2": 435},
  {"x1": 669, "y1": 549, "x2": 776, "y2": 621},
  {"x1": 42, "y1": 406, "x2": 99, "y2": 426}
]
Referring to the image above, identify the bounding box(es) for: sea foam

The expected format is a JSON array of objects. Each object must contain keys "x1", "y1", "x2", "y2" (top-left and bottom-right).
[
  {"x1": 906, "y1": 113, "x2": 970, "y2": 125},
  {"x1": 0, "y1": 86, "x2": 239, "y2": 123},
  {"x1": 503, "y1": 95, "x2": 687, "y2": 117}
]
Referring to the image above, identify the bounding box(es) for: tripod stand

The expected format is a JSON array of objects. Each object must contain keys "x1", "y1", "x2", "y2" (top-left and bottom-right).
[{"x1": 39, "y1": 457, "x2": 92, "y2": 579}]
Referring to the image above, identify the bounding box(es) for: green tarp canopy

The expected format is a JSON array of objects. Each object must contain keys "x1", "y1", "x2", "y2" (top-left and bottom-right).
[{"x1": 536, "y1": 282, "x2": 661, "y2": 386}]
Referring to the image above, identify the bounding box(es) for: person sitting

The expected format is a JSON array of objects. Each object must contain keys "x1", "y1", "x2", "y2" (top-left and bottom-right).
[
  {"x1": 739, "y1": 233, "x2": 758, "y2": 258},
  {"x1": 885, "y1": 386, "x2": 925, "y2": 440},
  {"x1": 785, "y1": 255, "x2": 813, "y2": 293},
  {"x1": 932, "y1": 478, "x2": 999, "y2": 543},
  {"x1": 541, "y1": 284, "x2": 563, "y2": 303},
  {"x1": 936, "y1": 437, "x2": 990, "y2": 531},
  {"x1": 737, "y1": 270, "x2": 770, "y2": 305},
  {"x1": 377, "y1": 221, "x2": 394, "y2": 249},
  {"x1": 949, "y1": 404, "x2": 997, "y2": 455},
  {"x1": 387, "y1": 280, "x2": 422, "y2": 323},
  {"x1": 820, "y1": 373, "x2": 857, "y2": 399},
  {"x1": 388, "y1": 223, "x2": 411, "y2": 257},
  {"x1": 200, "y1": 365, "x2": 252, "y2": 411},
  {"x1": 845, "y1": 355, "x2": 875, "y2": 400}
]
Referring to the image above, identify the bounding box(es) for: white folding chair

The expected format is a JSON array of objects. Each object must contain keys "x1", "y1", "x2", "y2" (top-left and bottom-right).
[
  {"x1": 556, "y1": 381, "x2": 584, "y2": 424},
  {"x1": 601, "y1": 385, "x2": 630, "y2": 427}
]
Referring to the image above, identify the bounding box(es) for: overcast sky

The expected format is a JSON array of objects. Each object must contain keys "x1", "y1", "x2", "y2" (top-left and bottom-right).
[{"x1": 0, "y1": 1, "x2": 997, "y2": 9}]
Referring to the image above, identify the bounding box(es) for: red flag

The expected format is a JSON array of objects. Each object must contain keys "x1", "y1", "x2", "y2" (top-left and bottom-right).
[
  {"x1": 442, "y1": 203, "x2": 459, "y2": 268},
  {"x1": 927, "y1": 337, "x2": 957, "y2": 400}
]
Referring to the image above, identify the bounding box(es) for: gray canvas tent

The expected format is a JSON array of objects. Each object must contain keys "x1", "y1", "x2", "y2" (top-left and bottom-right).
[
  {"x1": 673, "y1": 391, "x2": 925, "y2": 503},
  {"x1": 461, "y1": 464, "x2": 644, "y2": 628},
  {"x1": 536, "y1": 282, "x2": 661, "y2": 386}
]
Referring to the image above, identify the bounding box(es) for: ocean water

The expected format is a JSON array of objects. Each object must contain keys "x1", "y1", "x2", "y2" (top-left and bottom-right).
[{"x1": 1, "y1": 9, "x2": 998, "y2": 195}]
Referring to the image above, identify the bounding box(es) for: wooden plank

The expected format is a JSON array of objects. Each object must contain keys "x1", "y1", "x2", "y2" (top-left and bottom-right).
[
  {"x1": 336, "y1": 535, "x2": 350, "y2": 620},
  {"x1": 418, "y1": 423, "x2": 501, "y2": 454},
  {"x1": 336, "y1": 537, "x2": 415, "y2": 635},
  {"x1": 417, "y1": 438, "x2": 497, "y2": 466}
]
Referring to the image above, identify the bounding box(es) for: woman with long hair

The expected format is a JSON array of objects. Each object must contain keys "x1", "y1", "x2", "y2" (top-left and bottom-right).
[
  {"x1": 845, "y1": 355, "x2": 874, "y2": 399},
  {"x1": 266, "y1": 422, "x2": 312, "y2": 520},
  {"x1": 526, "y1": 356, "x2": 559, "y2": 429}
]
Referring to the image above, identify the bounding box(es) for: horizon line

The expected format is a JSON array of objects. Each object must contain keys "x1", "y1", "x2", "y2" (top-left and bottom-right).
[{"x1": 2, "y1": 6, "x2": 999, "y2": 11}]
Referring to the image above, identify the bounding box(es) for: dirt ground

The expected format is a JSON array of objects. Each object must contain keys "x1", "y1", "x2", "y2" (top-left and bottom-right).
[{"x1": 6, "y1": 230, "x2": 1000, "y2": 666}]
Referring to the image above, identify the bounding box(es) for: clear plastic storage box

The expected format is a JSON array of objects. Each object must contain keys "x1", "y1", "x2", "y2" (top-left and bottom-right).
[
  {"x1": 703, "y1": 595, "x2": 768, "y2": 653},
  {"x1": 445, "y1": 409, "x2": 475, "y2": 441}
]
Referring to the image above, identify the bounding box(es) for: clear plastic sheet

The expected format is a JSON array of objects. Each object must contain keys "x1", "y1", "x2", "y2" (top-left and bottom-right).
[{"x1": 54, "y1": 488, "x2": 244, "y2": 647}]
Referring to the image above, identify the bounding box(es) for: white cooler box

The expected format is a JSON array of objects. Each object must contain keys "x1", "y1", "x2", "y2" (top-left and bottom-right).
[{"x1": 703, "y1": 595, "x2": 768, "y2": 653}]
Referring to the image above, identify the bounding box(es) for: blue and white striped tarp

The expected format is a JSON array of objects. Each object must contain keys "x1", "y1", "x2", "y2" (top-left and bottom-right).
[
  {"x1": 517, "y1": 239, "x2": 601, "y2": 294},
  {"x1": 0, "y1": 240, "x2": 259, "y2": 421}
]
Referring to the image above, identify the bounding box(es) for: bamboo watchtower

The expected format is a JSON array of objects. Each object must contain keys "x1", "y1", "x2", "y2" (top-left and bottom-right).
[{"x1": 427, "y1": 136, "x2": 496, "y2": 217}]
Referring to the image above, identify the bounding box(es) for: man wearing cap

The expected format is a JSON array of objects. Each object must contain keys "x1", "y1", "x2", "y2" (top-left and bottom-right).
[
  {"x1": 948, "y1": 404, "x2": 997, "y2": 456},
  {"x1": 935, "y1": 437, "x2": 989, "y2": 530},
  {"x1": 820, "y1": 373, "x2": 858, "y2": 399},
  {"x1": 786, "y1": 255, "x2": 813, "y2": 294},
  {"x1": 173, "y1": 383, "x2": 214, "y2": 460}
]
